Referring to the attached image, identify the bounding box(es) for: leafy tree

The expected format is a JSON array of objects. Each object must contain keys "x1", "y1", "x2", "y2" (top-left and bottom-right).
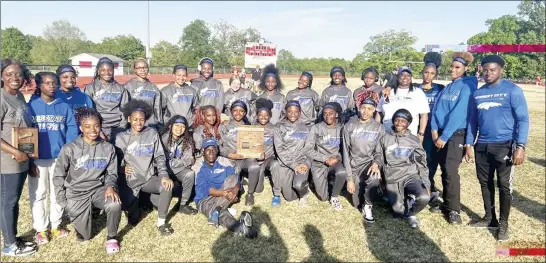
[
  {"x1": 42, "y1": 20, "x2": 88, "y2": 64},
  {"x1": 1, "y1": 27, "x2": 32, "y2": 62},
  {"x1": 150, "y1": 40, "x2": 182, "y2": 66},
  {"x1": 178, "y1": 19, "x2": 213, "y2": 67},
  {"x1": 94, "y1": 35, "x2": 145, "y2": 61}
]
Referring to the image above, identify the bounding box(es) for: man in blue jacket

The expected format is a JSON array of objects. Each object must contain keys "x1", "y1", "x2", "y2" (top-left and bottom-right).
[
  {"x1": 192, "y1": 138, "x2": 258, "y2": 238},
  {"x1": 465, "y1": 55, "x2": 529, "y2": 241}
]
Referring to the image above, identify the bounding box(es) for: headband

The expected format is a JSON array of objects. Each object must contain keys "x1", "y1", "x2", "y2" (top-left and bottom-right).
[
  {"x1": 393, "y1": 112, "x2": 411, "y2": 121},
  {"x1": 286, "y1": 100, "x2": 301, "y2": 109},
  {"x1": 452, "y1": 57, "x2": 468, "y2": 66},
  {"x1": 173, "y1": 64, "x2": 187, "y2": 72},
  {"x1": 266, "y1": 73, "x2": 276, "y2": 78},
  {"x1": 361, "y1": 98, "x2": 377, "y2": 108},
  {"x1": 174, "y1": 118, "x2": 186, "y2": 124}
]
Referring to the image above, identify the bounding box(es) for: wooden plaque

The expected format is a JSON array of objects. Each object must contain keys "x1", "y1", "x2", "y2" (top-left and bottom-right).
[
  {"x1": 236, "y1": 125, "x2": 264, "y2": 158},
  {"x1": 12, "y1": 127, "x2": 39, "y2": 158}
]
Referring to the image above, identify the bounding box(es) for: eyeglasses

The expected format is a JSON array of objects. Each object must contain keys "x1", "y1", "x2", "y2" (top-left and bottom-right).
[{"x1": 135, "y1": 67, "x2": 148, "y2": 70}]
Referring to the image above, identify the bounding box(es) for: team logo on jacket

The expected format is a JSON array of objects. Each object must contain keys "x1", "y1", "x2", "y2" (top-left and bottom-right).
[
  {"x1": 293, "y1": 96, "x2": 313, "y2": 105},
  {"x1": 284, "y1": 129, "x2": 308, "y2": 140},
  {"x1": 200, "y1": 87, "x2": 220, "y2": 97},
  {"x1": 273, "y1": 102, "x2": 282, "y2": 110},
  {"x1": 352, "y1": 127, "x2": 379, "y2": 141},
  {"x1": 74, "y1": 154, "x2": 109, "y2": 170},
  {"x1": 264, "y1": 135, "x2": 273, "y2": 145},
  {"x1": 213, "y1": 168, "x2": 225, "y2": 174},
  {"x1": 33, "y1": 115, "x2": 66, "y2": 131},
  {"x1": 227, "y1": 128, "x2": 238, "y2": 138},
  {"x1": 126, "y1": 141, "x2": 155, "y2": 156},
  {"x1": 329, "y1": 94, "x2": 349, "y2": 107},
  {"x1": 95, "y1": 89, "x2": 122, "y2": 102},
  {"x1": 171, "y1": 92, "x2": 194, "y2": 103},
  {"x1": 321, "y1": 134, "x2": 341, "y2": 147},
  {"x1": 134, "y1": 86, "x2": 156, "y2": 99},
  {"x1": 477, "y1": 102, "x2": 502, "y2": 110},
  {"x1": 386, "y1": 143, "x2": 414, "y2": 157},
  {"x1": 169, "y1": 144, "x2": 184, "y2": 159}
]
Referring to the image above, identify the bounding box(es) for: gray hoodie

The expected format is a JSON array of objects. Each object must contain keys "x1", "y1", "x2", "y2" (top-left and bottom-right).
[
  {"x1": 262, "y1": 122, "x2": 275, "y2": 161},
  {"x1": 373, "y1": 131, "x2": 430, "y2": 188},
  {"x1": 53, "y1": 136, "x2": 118, "y2": 202},
  {"x1": 161, "y1": 82, "x2": 198, "y2": 125},
  {"x1": 161, "y1": 132, "x2": 194, "y2": 175},
  {"x1": 304, "y1": 122, "x2": 342, "y2": 164},
  {"x1": 84, "y1": 80, "x2": 129, "y2": 129},
  {"x1": 192, "y1": 125, "x2": 219, "y2": 153},
  {"x1": 123, "y1": 78, "x2": 163, "y2": 127},
  {"x1": 1, "y1": 89, "x2": 33, "y2": 174},
  {"x1": 254, "y1": 91, "x2": 285, "y2": 125},
  {"x1": 285, "y1": 88, "x2": 320, "y2": 125},
  {"x1": 320, "y1": 85, "x2": 355, "y2": 113},
  {"x1": 274, "y1": 119, "x2": 311, "y2": 170},
  {"x1": 223, "y1": 88, "x2": 257, "y2": 119},
  {"x1": 191, "y1": 77, "x2": 225, "y2": 112},
  {"x1": 218, "y1": 120, "x2": 246, "y2": 158},
  {"x1": 114, "y1": 127, "x2": 168, "y2": 194},
  {"x1": 342, "y1": 118, "x2": 385, "y2": 182}
]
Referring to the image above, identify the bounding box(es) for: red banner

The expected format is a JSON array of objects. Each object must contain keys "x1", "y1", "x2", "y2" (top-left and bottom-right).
[{"x1": 468, "y1": 44, "x2": 546, "y2": 53}]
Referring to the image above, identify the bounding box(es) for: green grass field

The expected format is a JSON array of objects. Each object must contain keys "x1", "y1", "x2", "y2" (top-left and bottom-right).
[{"x1": 3, "y1": 78, "x2": 545, "y2": 262}]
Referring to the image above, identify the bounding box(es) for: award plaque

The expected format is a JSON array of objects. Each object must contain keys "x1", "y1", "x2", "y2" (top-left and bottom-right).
[
  {"x1": 12, "y1": 127, "x2": 39, "y2": 158},
  {"x1": 236, "y1": 126, "x2": 264, "y2": 158}
]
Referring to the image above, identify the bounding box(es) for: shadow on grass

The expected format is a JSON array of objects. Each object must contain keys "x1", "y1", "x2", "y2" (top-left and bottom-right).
[
  {"x1": 363, "y1": 206, "x2": 451, "y2": 262},
  {"x1": 302, "y1": 224, "x2": 341, "y2": 263},
  {"x1": 512, "y1": 190, "x2": 546, "y2": 223},
  {"x1": 527, "y1": 157, "x2": 546, "y2": 167},
  {"x1": 211, "y1": 206, "x2": 288, "y2": 262}
]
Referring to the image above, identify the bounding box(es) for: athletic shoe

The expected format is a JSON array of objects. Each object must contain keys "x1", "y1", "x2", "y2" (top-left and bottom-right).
[
  {"x1": 330, "y1": 197, "x2": 343, "y2": 211},
  {"x1": 429, "y1": 205, "x2": 442, "y2": 213},
  {"x1": 245, "y1": 193, "x2": 255, "y2": 206},
  {"x1": 447, "y1": 211, "x2": 462, "y2": 225},
  {"x1": 179, "y1": 205, "x2": 198, "y2": 215},
  {"x1": 468, "y1": 217, "x2": 499, "y2": 228},
  {"x1": 363, "y1": 205, "x2": 375, "y2": 223},
  {"x1": 51, "y1": 227, "x2": 70, "y2": 238},
  {"x1": 271, "y1": 196, "x2": 281, "y2": 207},
  {"x1": 299, "y1": 194, "x2": 309, "y2": 207},
  {"x1": 497, "y1": 222, "x2": 509, "y2": 241},
  {"x1": 34, "y1": 231, "x2": 49, "y2": 245},
  {"x1": 237, "y1": 211, "x2": 258, "y2": 238},
  {"x1": 408, "y1": 216, "x2": 420, "y2": 229},
  {"x1": 208, "y1": 206, "x2": 221, "y2": 228},
  {"x1": 2, "y1": 238, "x2": 37, "y2": 257}
]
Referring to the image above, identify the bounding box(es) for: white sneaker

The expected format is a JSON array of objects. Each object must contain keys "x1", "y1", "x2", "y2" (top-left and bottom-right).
[
  {"x1": 330, "y1": 197, "x2": 343, "y2": 211},
  {"x1": 299, "y1": 194, "x2": 309, "y2": 207},
  {"x1": 408, "y1": 216, "x2": 419, "y2": 229},
  {"x1": 363, "y1": 205, "x2": 375, "y2": 223}
]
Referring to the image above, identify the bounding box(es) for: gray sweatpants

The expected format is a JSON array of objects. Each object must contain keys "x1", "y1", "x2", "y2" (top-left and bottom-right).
[
  {"x1": 386, "y1": 176, "x2": 430, "y2": 217},
  {"x1": 171, "y1": 168, "x2": 195, "y2": 205},
  {"x1": 257, "y1": 157, "x2": 277, "y2": 194},
  {"x1": 272, "y1": 163, "x2": 309, "y2": 201},
  {"x1": 352, "y1": 164, "x2": 381, "y2": 209},
  {"x1": 119, "y1": 176, "x2": 173, "y2": 220},
  {"x1": 311, "y1": 162, "x2": 347, "y2": 201},
  {"x1": 231, "y1": 159, "x2": 260, "y2": 194},
  {"x1": 66, "y1": 187, "x2": 121, "y2": 240},
  {"x1": 196, "y1": 174, "x2": 240, "y2": 231}
]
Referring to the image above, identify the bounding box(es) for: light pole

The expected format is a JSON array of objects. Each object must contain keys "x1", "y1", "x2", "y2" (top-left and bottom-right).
[{"x1": 146, "y1": 0, "x2": 151, "y2": 65}]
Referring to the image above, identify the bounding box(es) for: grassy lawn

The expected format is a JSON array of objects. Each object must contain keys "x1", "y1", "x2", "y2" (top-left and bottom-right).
[{"x1": 3, "y1": 78, "x2": 545, "y2": 262}]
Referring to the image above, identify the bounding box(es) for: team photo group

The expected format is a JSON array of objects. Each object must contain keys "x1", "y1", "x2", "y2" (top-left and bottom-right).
[{"x1": 0, "y1": 50, "x2": 529, "y2": 256}]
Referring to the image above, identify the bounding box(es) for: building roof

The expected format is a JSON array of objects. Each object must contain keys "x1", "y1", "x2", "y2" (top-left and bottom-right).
[{"x1": 70, "y1": 53, "x2": 125, "y2": 62}]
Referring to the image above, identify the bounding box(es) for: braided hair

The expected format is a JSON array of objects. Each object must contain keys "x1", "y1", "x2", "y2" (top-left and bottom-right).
[
  {"x1": 75, "y1": 107, "x2": 103, "y2": 127},
  {"x1": 1, "y1": 59, "x2": 33, "y2": 89},
  {"x1": 160, "y1": 115, "x2": 194, "y2": 153},
  {"x1": 192, "y1": 105, "x2": 221, "y2": 140},
  {"x1": 33, "y1": 72, "x2": 59, "y2": 96}
]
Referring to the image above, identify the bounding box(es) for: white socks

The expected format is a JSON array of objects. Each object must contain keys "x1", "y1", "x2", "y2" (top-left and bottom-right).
[{"x1": 157, "y1": 218, "x2": 166, "y2": 227}]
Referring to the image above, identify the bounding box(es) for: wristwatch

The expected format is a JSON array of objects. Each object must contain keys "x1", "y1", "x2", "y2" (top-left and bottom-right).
[{"x1": 516, "y1": 144, "x2": 526, "y2": 151}]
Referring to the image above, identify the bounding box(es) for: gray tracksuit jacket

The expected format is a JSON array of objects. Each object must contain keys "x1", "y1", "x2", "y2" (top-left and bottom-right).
[
  {"x1": 123, "y1": 78, "x2": 163, "y2": 127},
  {"x1": 53, "y1": 136, "x2": 118, "y2": 202},
  {"x1": 342, "y1": 118, "x2": 385, "y2": 182},
  {"x1": 191, "y1": 77, "x2": 224, "y2": 112},
  {"x1": 285, "y1": 88, "x2": 320, "y2": 125},
  {"x1": 192, "y1": 125, "x2": 219, "y2": 154},
  {"x1": 304, "y1": 122, "x2": 342, "y2": 164},
  {"x1": 223, "y1": 88, "x2": 257, "y2": 119},
  {"x1": 320, "y1": 85, "x2": 355, "y2": 113},
  {"x1": 84, "y1": 80, "x2": 129, "y2": 129},
  {"x1": 373, "y1": 131, "x2": 430, "y2": 188},
  {"x1": 161, "y1": 133, "x2": 194, "y2": 175},
  {"x1": 114, "y1": 127, "x2": 168, "y2": 194},
  {"x1": 254, "y1": 91, "x2": 286, "y2": 125},
  {"x1": 261, "y1": 123, "x2": 275, "y2": 161},
  {"x1": 161, "y1": 82, "x2": 198, "y2": 125},
  {"x1": 218, "y1": 120, "x2": 247, "y2": 157},
  {"x1": 273, "y1": 119, "x2": 311, "y2": 170},
  {"x1": 1, "y1": 89, "x2": 33, "y2": 174}
]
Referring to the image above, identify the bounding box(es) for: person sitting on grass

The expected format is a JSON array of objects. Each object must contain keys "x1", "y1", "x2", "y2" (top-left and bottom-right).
[
  {"x1": 192, "y1": 138, "x2": 258, "y2": 238},
  {"x1": 53, "y1": 107, "x2": 122, "y2": 254},
  {"x1": 160, "y1": 115, "x2": 198, "y2": 215},
  {"x1": 372, "y1": 109, "x2": 431, "y2": 229},
  {"x1": 304, "y1": 102, "x2": 347, "y2": 210},
  {"x1": 114, "y1": 99, "x2": 175, "y2": 236}
]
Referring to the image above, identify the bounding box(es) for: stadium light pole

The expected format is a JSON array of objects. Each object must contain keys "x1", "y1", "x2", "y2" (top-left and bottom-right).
[{"x1": 146, "y1": 0, "x2": 151, "y2": 65}]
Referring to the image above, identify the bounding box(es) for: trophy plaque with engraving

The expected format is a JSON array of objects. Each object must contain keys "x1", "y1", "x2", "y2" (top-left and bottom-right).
[
  {"x1": 236, "y1": 126, "x2": 264, "y2": 158},
  {"x1": 12, "y1": 127, "x2": 39, "y2": 158}
]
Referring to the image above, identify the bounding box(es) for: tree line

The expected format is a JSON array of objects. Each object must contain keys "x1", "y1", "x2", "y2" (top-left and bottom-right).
[{"x1": 1, "y1": 0, "x2": 543, "y2": 79}]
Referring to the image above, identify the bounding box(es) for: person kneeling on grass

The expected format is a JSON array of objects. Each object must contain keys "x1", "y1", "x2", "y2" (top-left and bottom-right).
[
  {"x1": 304, "y1": 102, "x2": 347, "y2": 210},
  {"x1": 53, "y1": 107, "x2": 122, "y2": 254},
  {"x1": 115, "y1": 99, "x2": 175, "y2": 236},
  {"x1": 160, "y1": 115, "x2": 198, "y2": 215},
  {"x1": 372, "y1": 109, "x2": 431, "y2": 228},
  {"x1": 192, "y1": 138, "x2": 258, "y2": 238}
]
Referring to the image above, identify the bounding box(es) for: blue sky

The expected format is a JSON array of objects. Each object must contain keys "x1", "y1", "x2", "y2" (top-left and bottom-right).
[{"x1": 1, "y1": 1, "x2": 520, "y2": 60}]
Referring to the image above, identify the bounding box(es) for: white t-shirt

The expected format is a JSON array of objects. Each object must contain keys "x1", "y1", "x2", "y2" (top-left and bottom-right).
[{"x1": 377, "y1": 88, "x2": 430, "y2": 135}]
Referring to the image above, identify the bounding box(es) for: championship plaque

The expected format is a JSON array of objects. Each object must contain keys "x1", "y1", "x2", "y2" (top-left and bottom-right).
[
  {"x1": 236, "y1": 126, "x2": 264, "y2": 158},
  {"x1": 12, "y1": 127, "x2": 39, "y2": 158}
]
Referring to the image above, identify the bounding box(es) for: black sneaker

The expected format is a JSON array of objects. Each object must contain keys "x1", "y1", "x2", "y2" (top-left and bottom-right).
[
  {"x1": 447, "y1": 211, "x2": 462, "y2": 225},
  {"x1": 2, "y1": 238, "x2": 37, "y2": 257},
  {"x1": 468, "y1": 217, "x2": 499, "y2": 228},
  {"x1": 245, "y1": 194, "x2": 255, "y2": 206},
  {"x1": 497, "y1": 222, "x2": 509, "y2": 241},
  {"x1": 179, "y1": 205, "x2": 198, "y2": 215},
  {"x1": 237, "y1": 211, "x2": 258, "y2": 238}
]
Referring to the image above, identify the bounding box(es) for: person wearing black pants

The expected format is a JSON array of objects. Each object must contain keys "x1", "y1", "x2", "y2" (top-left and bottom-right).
[{"x1": 465, "y1": 55, "x2": 529, "y2": 241}]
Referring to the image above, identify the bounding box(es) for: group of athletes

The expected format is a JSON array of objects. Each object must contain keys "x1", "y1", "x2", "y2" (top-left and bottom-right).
[{"x1": 0, "y1": 50, "x2": 529, "y2": 256}]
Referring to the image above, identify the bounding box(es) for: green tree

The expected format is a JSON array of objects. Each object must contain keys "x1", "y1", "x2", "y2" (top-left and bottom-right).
[
  {"x1": 518, "y1": 0, "x2": 546, "y2": 42},
  {"x1": 150, "y1": 40, "x2": 182, "y2": 66},
  {"x1": 94, "y1": 35, "x2": 145, "y2": 61},
  {"x1": 1, "y1": 27, "x2": 32, "y2": 62},
  {"x1": 178, "y1": 19, "x2": 213, "y2": 67},
  {"x1": 42, "y1": 20, "x2": 88, "y2": 64},
  {"x1": 276, "y1": 49, "x2": 298, "y2": 73}
]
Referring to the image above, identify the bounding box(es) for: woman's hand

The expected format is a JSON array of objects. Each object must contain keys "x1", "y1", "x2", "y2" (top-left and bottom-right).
[
  {"x1": 367, "y1": 163, "x2": 381, "y2": 180},
  {"x1": 512, "y1": 148, "x2": 525, "y2": 166},
  {"x1": 125, "y1": 166, "x2": 134, "y2": 178},
  {"x1": 104, "y1": 186, "x2": 121, "y2": 203},
  {"x1": 435, "y1": 138, "x2": 446, "y2": 149},
  {"x1": 347, "y1": 181, "x2": 355, "y2": 195},
  {"x1": 464, "y1": 145, "x2": 474, "y2": 163},
  {"x1": 13, "y1": 150, "x2": 29, "y2": 163},
  {"x1": 228, "y1": 153, "x2": 245, "y2": 160},
  {"x1": 161, "y1": 177, "x2": 174, "y2": 191}
]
